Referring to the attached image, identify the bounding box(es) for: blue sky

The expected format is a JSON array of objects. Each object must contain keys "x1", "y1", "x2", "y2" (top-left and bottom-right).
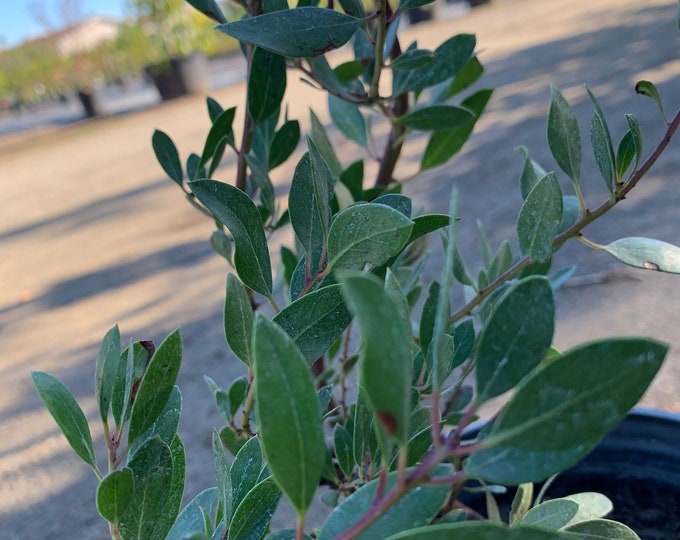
[{"x1": 1, "y1": 0, "x2": 126, "y2": 47}]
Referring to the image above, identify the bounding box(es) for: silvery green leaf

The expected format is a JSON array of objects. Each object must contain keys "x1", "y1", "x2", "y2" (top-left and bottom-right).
[
  {"x1": 602, "y1": 237, "x2": 680, "y2": 273},
  {"x1": 547, "y1": 85, "x2": 581, "y2": 184},
  {"x1": 517, "y1": 172, "x2": 563, "y2": 263}
]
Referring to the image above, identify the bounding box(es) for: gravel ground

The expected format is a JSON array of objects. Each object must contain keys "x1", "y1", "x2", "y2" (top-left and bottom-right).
[{"x1": 1, "y1": 0, "x2": 679, "y2": 537}]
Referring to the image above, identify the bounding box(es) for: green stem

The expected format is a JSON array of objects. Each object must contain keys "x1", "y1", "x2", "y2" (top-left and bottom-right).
[
  {"x1": 369, "y1": 0, "x2": 387, "y2": 101},
  {"x1": 109, "y1": 522, "x2": 122, "y2": 540},
  {"x1": 240, "y1": 370, "x2": 256, "y2": 436}
]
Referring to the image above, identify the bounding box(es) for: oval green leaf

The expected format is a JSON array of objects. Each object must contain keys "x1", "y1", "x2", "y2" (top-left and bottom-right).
[
  {"x1": 128, "y1": 330, "x2": 182, "y2": 445},
  {"x1": 95, "y1": 325, "x2": 121, "y2": 423},
  {"x1": 217, "y1": 7, "x2": 361, "y2": 58},
  {"x1": 31, "y1": 371, "x2": 97, "y2": 471},
  {"x1": 338, "y1": 273, "x2": 411, "y2": 443},
  {"x1": 97, "y1": 468, "x2": 134, "y2": 524},
  {"x1": 563, "y1": 519, "x2": 640, "y2": 539},
  {"x1": 602, "y1": 237, "x2": 680, "y2": 274},
  {"x1": 273, "y1": 284, "x2": 353, "y2": 364},
  {"x1": 248, "y1": 47, "x2": 287, "y2": 125},
  {"x1": 224, "y1": 273, "x2": 254, "y2": 366},
  {"x1": 327, "y1": 204, "x2": 413, "y2": 270},
  {"x1": 190, "y1": 180, "x2": 272, "y2": 296},
  {"x1": 547, "y1": 85, "x2": 581, "y2": 184},
  {"x1": 152, "y1": 130, "x2": 183, "y2": 186},
  {"x1": 475, "y1": 276, "x2": 555, "y2": 401},
  {"x1": 396, "y1": 105, "x2": 475, "y2": 131},
  {"x1": 385, "y1": 521, "x2": 571, "y2": 540},
  {"x1": 517, "y1": 172, "x2": 563, "y2": 263},
  {"x1": 253, "y1": 315, "x2": 326, "y2": 515},
  {"x1": 465, "y1": 338, "x2": 667, "y2": 485},
  {"x1": 229, "y1": 477, "x2": 282, "y2": 540},
  {"x1": 166, "y1": 488, "x2": 219, "y2": 540}
]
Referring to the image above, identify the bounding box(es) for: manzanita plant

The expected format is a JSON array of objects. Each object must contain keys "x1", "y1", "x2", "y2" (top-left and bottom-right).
[{"x1": 33, "y1": 1, "x2": 680, "y2": 539}]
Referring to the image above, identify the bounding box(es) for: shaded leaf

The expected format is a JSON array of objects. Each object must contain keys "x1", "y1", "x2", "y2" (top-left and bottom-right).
[
  {"x1": 517, "y1": 146, "x2": 548, "y2": 200},
  {"x1": 207, "y1": 96, "x2": 224, "y2": 123},
  {"x1": 248, "y1": 48, "x2": 287, "y2": 125},
  {"x1": 317, "y1": 465, "x2": 453, "y2": 540},
  {"x1": 563, "y1": 519, "x2": 640, "y2": 539},
  {"x1": 635, "y1": 80, "x2": 666, "y2": 119},
  {"x1": 185, "y1": 0, "x2": 227, "y2": 23},
  {"x1": 128, "y1": 330, "x2": 182, "y2": 445},
  {"x1": 95, "y1": 325, "x2": 121, "y2": 423},
  {"x1": 213, "y1": 430, "x2": 233, "y2": 525},
  {"x1": 167, "y1": 488, "x2": 220, "y2": 540},
  {"x1": 217, "y1": 8, "x2": 361, "y2": 58},
  {"x1": 199, "y1": 108, "x2": 236, "y2": 170},
  {"x1": 333, "y1": 424, "x2": 354, "y2": 478},
  {"x1": 385, "y1": 522, "x2": 569, "y2": 539},
  {"x1": 587, "y1": 88, "x2": 615, "y2": 193},
  {"x1": 229, "y1": 477, "x2": 281, "y2": 540},
  {"x1": 625, "y1": 114, "x2": 643, "y2": 173},
  {"x1": 390, "y1": 49, "x2": 435, "y2": 71},
  {"x1": 31, "y1": 371, "x2": 97, "y2": 471},
  {"x1": 128, "y1": 385, "x2": 182, "y2": 458},
  {"x1": 329, "y1": 94, "x2": 367, "y2": 146},
  {"x1": 615, "y1": 130, "x2": 636, "y2": 180},
  {"x1": 558, "y1": 195, "x2": 580, "y2": 235},
  {"x1": 445, "y1": 56, "x2": 484, "y2": 99},
  {"x1": 228, "y1": 376, "x2": 249, "y2": 418},
  {"x1": 253, "y1": 316, "x2": 326, "y2": 514},
  {"x1": 327, "y1": 203, "x2": 413, "y2": 270},
  {"x1": 97, "y1": 468, "x2": 134, "y2": 524},
  {"x1": 231, "y1": 437, "x2": 266, "y2": 515},
  {"x1": 269, "y1": 120, "x2": 300, "y2": 170},
  {"x1": 517, "y1": 172, "x2": 563, "y2": 263},
  {"x1": 396, "y1": 105, "x2": 474, "y2": 131},
  {"x1": 310, "y1": 109, "x2": 343, "y2": 178},
  {"x1": 190, "y1": 180, "x2": 272, "y2": 296},
  {"x1": 152, "y1": 130, "x2": 183, "y2": 186},
  {"x1": 338, "y1": 0, "x2": 365, "y2": 17},
  {"x1": 339, "y1": 273, "x2": 411, "y2": 443},
  {"x1": 602, "y1": 237, "x2": 680, "y2": 273},
  {"x1": 224, "y1": 273, "x2": 255, "y2": 366},
  {"x1": 421, "y1": 89, "x2": 492, "y2": 169},
  {"x1": 547, "y1": 85, "x2": 581, "y2": 184},
  {"x1": 465, "y1": 338, "x2": 667, "y2": 484},
  {"x1": 274, "y1": 284, "x2": 352, "y2": 364},
  {"x1": 475, "y1": 276, "x2": 554, "y2": 401}
]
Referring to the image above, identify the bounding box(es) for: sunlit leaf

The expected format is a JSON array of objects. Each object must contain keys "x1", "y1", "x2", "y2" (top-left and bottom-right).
[
  {"x1": 601, "y1": 237, "x2": 680, "y2": 274},
  {"x1": 517, "y1": 172, "x2": 563, "y2": 263}
]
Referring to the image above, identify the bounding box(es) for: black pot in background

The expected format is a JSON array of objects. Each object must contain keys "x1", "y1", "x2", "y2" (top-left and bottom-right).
[
  {"x1": 145, "y1": 52, "x2": 210, "y2": 101},
  {"x1": 462, "y1": 409, "x2": 680, "y2": 540},
  {"x1": 406, "y1": 7, "x2": 434, "y2": 24}
]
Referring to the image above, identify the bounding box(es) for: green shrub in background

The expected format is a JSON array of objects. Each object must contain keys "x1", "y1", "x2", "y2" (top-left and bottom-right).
[{"x1": 33, "y1": 1, "x2": 680, "y2": 539}]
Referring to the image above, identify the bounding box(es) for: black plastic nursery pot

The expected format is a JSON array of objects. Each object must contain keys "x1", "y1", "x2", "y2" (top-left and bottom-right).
[
  {"x1": 463, "y1": 409, "x2": 680, "y2": 540},
  {"x1": 144, "y1": 52, "x2": 210, "y2": 101}
]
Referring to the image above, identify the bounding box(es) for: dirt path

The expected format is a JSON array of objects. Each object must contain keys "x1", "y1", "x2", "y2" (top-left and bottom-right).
[{"x1": 1, "y1": 0, "x2": 679, "y2": 537}]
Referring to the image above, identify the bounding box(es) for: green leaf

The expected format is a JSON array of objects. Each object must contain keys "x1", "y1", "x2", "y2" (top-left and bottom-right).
[
  {"x1": 385, "y1": 522, "x2": 570, "y2": 540},
  {"x1": 253, "y1": 315, "x2": 326, "y2": 515},
  {"x1": 310, "y1": 109, "x2": 342, "y2": 178},
  {"x1": 410, "y1": 214, "x2": 450, "y2": 240},
  {"x1": 190, "y1": 180, "x2": 272, "y2": 296},
  {"x1": 394, "y1": 34, "x2": 476, "y2": 94},
  {"x1": 119, "y1": 437, "x2": 175, "y2": 540},
  {"x1": 419, "y1": 281, "x2": 439, "y2": 358},
  {"x1": 547, "y1": 85, "x2": 581, "y2": 184},
  {"x1": 245, "y1": 154, "x2": 276, "y2": 217},
  {"x1": 213, "y1": 430, "x2": 233, "y2": 526},
  {"x1": 95, "y1": 325, "x2": 121, "y2": 423},
  {"x1": 152, "y1": 130, "x2": 183, "y2": 186},
  {"x1": 217, "y1": 7, "x2": 361, "y2": 58},
  {"x1": 327, "y1": 204, "x2": 413, "y2": 270},
  {"x1": 333, "y1": 424, "x2": 354, "y2": 478},
  {"x1": 228, "y1": 376, "x2": 249, "y2": 418},
  {"x1": 602, "y1": 237, "x2": 680, "y2": 273},
  {"x1": 558, "y1": 195, "x2": 580, "y2": 235},
  {"x1": 475, "y1": 276, "x2": 554, "y2": 401},
  {"x1": 155, "y1": 434, "x2": 186, "y2": 539},
  {"x1": 563, "y1": 519, "x2": 640, "y2": 539},
  {"x1": 520, "y1": 499, "x2": 579, "y2": 529},
  {"x1": 329, "y1": 95, "x2": 367, "y2": 146},
  {"x1": 352, "y1": 389, "x2": 377, "y2": 470},
  {"x1": 338, "y1": 273, "x2": 411, "y2": 443},
  {"x1": 399, "y1": 0, "x2": 437, "y2": 9},
  {"x1": 185, "y1": 0, "x2": 227, "y2": 23},
  {"x1": 517, "y1": 146, "x2": 548, "y2": 200},
  {"x1": 445, "y1": 56, "x2": 484, "y2": 99},
  {"x1": 207, "y1": 96, "x2": 224, "y2": 123},
  {"x1": 390, "y1": 48, "x2": 435, "y2": 71},
  {"x1": 373, "y1": 193, "x2": 412, "y2": 217},
  {"x1": 396, "y1": 105, "x2": 475, "y2": 131},
  {"x1": 231, "y1": 437, "x2": 266, "y2": 516},
  {"x1": 509, "y1": 483, "x2": 533, "y2": 526},
  {"x1": 517, "y1": 172, "x2": 563, "y2": 263},
  {"x1": 128, "y1": 385, "x2": 182, "y2": 458},
  {"x1": 289, "y1": 144, "x2": 334, "y2": 259},
  {"x1": 211, "y1": 229, "x2": 232, "y2": 262},
  {"x1": 421, "y1": 89, "x2": 492, "y2": 169},
  {"x1": 615, "y1": 130, "x2": 636, "y2": 180},
  {"x1": 229, "y1": 477, "x2": 281, "y2": 540},
  {"x1": 338, "y1": 0, "x2": 365, "y2": 17},
  {"x1": 273, "y1": 284, "x2": 353, "y2": 364},
  {"x1": 128, "y1": 330, "x2": 182, "y2": 446},
  {"x1": 587, "y1": 88, "x2": 616, "y2": 193},
  {"x1": 31, "y1": 371, "x2": 97, "y2": 472},
  {"x1": 465, "y1": 338, "x2": 667, "y2": 484},
  {"x1": 167, "y1": 488, "x2": 219, "y2": 540},
  {"x1": 269, "y1": 120, "x2": 300, "y2": 170},
  {"x1": 224, "y1": 273, "x2": 255, "y2": 366},
  {"x1": 97, "y1": 468, "x2": 134, "y2": 524},
  {"x1": 635, "y1": 80, "x2": 666, "y2": 119},
  {"x1": 248, "y1": 47, "x2": 287, "y2": 125},
  {"x1": 317, "y1": 464, "x2": 453, "y2": 540},
  {"x1": 199, "y1": 108, "x2": 236, "y2": 171}
]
